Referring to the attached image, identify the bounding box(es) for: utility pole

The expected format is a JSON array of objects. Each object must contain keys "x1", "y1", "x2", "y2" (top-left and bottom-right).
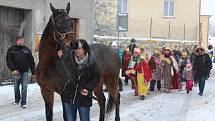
[{"x1": 150, "y1": 17, "x2": 152, "y2": 38}]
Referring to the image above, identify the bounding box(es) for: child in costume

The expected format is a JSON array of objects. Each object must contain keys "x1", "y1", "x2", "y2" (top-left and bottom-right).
[
  {"x1": 134, "y1": 55, "x2": 152, "y2": 100},
  {"x1": 148, "y1": 51, "x2": 162, "y2": 91},
  {"x1": 126, "y1": 48, "x2": 140, "y2": 95},
  {"x1": 183, "y1": 61, "x2": 193, "y2": 94},
  {"x1": 122, "y1": 48, "x2": 131, "y2": 85}
]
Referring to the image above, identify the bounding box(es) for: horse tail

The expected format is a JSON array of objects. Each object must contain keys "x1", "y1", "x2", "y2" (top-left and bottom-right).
[
  {"x1": 105, "y1": 65, "x2": 121, "y2": 119},
  {"x1": 105, "y1": 92, "x2": 121, "y2": 120},
  {"x1": 106, "y1": 77, "x2": 121, "y2": 114}
]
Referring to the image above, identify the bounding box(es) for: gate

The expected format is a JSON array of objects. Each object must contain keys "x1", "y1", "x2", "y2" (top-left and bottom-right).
[{"x1": 0, "y1": 6, "x2": 24, "y2": 85}]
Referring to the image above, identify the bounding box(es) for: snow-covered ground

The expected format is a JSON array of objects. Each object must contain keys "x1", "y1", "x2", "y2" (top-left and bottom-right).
[
  {"x1": 118, "y1": 81, "x2": 215, "y2": 121},
  {"x1": 0, "y1": 68, "x2": 215, "y2": 121}
]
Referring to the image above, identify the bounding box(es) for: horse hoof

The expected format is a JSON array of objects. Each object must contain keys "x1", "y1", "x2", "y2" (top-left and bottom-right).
[
  {"x1": 119, "y1": 88, "x2": 123, "y2": 92},
  {"x1": 115, "y1": 116, "x2": 120, "y2": 121}
]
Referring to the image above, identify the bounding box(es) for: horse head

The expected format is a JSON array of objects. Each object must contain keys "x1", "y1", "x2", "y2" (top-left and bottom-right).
[{"x1": 50, "y1": 2, "x2": 76, "y2": 47}]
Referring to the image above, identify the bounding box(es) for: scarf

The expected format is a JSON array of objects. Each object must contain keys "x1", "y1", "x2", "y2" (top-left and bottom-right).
[
  {"x1": 162, "y1": 57, "x2": 171, "y2": 64},
  {"x1": 123, "y1": 53, "x2": 131, "y2": 61},
  {"x1": 170, "y1": 56, "x2": 179, "y2": 71},
  {"x1": 185, "y1": 67, "x2": 192, "y2": 71},
  {"x1": 75, "y1": 53, "x2": 89, "y2": 69},
  {"x1": 164, "y1": 52, "x2": 171, "y2": 58}
]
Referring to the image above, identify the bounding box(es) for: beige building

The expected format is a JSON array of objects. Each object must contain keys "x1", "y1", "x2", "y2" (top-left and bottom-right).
[
  {"x1": 123, "y1": 0, "x2": 201, "y2": 41},
  {"x1": 200, "y1": 15, "x2": 211, "y2": 49}
]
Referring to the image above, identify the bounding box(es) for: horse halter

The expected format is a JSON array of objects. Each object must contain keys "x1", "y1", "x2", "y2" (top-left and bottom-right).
[{"x1": 51, "y1": 15, "x2": 75, "y2": 43}]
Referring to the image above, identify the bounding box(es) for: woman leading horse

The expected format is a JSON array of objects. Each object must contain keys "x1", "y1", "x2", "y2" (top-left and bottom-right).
[
  {"x1": 36, "y1": 2, "x2": 120, "y2": 121},
  {"x1": 58, "y1": 39, "x2": 100, "y2": 121}
]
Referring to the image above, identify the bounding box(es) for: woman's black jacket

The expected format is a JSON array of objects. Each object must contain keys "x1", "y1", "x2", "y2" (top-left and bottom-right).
[{"x1": 62, "y1": 51, "x2": 100, "y2": 107}]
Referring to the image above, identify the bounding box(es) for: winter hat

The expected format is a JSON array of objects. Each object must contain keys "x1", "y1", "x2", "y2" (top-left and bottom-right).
[
  {"x1": 208, "y1": 44, "x2": 213, "y2": 50},
  {"x1": 133, "y1": 48, "x2": 140, "y2": 54},
  {"x1": 131, "y1": 38, "x2": 136, "y2": 43},
  {"x1": 195, "y1": 46, "x2": 205, "y2": 55},
  {"x1": 195, "y1": 46, "x2": 204, "y2": 51},
  {"x1": 111, "y1": 41, "x2": 117, "y2": 47},
  {"x1": 186, "y1": 62, "x2": 192, "y2": 68},
  {"x1": 72, "y1": 39, "x2": 90, "y2": 53}
]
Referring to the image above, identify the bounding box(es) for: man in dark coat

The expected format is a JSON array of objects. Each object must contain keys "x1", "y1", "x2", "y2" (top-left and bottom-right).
[
  {"x1": 6, "y1": 36, "x2": 36, "y2": 108},
  {"x1": 192, "y1": 47, "x2": 212, "y2": 96},
  {"x1": 128, "y1": 38, "x2": 138, "y2": 55}
]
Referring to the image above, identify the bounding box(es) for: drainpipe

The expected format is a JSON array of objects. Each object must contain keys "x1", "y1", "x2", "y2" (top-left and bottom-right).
[
  {"x1": 198, "y1": 0, "x2": 201, "y2": 46},
  {"x1": 43, "y1": 0, "x2": 46, "y2": 24}
]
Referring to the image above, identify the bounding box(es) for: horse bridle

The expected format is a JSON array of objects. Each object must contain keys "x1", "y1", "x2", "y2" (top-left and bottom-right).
[
  {"x1": 51, "y1": 14, "x2": 76, "y2": 89},
  {"x1": 51, "y1": 15, "x2": 75, "y2": 44}
]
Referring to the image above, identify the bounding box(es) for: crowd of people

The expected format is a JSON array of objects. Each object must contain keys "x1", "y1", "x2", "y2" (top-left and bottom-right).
[
  {"x1": 4, "y1": 35, "x2": 213, "y2": 121},
  {"x1": 111, "y1": 39, "x2": 213, "y2": 100}
]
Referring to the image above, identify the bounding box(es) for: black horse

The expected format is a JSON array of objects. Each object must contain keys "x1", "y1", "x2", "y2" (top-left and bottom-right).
[{"x1": 36, "y1": 2, "x2": 121, "y2": 121}]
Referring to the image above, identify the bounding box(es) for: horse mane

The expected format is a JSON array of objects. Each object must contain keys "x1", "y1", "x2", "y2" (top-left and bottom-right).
[{"x1": 39, "y1": 16, "x2": 54, "y2": 49}]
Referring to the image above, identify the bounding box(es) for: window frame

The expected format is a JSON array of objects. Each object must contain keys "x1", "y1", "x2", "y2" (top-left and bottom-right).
[
  {"x1": 119, "y1": 0, "x2": 128, "y2": 13},
  {"x1": 164, "y1": 0, "x2": 175, "y2": 18}
]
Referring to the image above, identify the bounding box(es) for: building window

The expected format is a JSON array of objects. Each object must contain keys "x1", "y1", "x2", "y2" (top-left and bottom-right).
[
  {"x1": 164, "y1": 0, "x2": 175, "y2": 17},
  {"x1": 117, "y1": 0, "x2": 128, "y2": 32},
  {"x1": 118, "y1": 0, "x2": 128, "y2": 13}
]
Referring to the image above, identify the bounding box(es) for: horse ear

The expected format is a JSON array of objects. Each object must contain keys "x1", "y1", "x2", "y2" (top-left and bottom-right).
[
  {"x1": 66, "y1": 2, "x2": 70, "y2": 13},
  {"x1": 50, "y1": 3, "x2": 56, "y2": 13}
]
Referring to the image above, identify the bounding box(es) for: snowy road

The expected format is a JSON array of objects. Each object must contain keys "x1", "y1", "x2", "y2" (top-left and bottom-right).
[{"x1": 0, "y1": 70, "x2": 215, "y2": 121}]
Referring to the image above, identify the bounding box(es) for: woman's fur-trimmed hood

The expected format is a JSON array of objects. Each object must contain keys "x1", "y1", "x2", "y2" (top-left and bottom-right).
[{"x1": 194, "y1": 47, "x2": 205, "y2": 56}]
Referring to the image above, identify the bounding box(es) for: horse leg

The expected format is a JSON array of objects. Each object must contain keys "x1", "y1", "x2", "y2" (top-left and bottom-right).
[
  {"x1": 118, "y1": 77, "x2": 123, "y2": 91},
  {"x1": 41, "y1": 87, "x2": 54, "y2": 121},
  {"x1": 115, "y1": 92, "x2": 120, "y2": 121},
  {"x1": 94, "y1": 82, "x2": 106, "y2": 121}
]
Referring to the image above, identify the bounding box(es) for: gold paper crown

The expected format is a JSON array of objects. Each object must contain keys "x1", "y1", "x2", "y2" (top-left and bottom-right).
[
  {"x1": 140, "y1": 45, "x2": 145, "y2": 49},
  {"x1": 140, "y1": 54, "x2": 146, "y2": 60},
  {"x1": 124, "y1": 48, "x2": 130, "y2": 52},
  {"x1": 164, "y1": 47, "x2": 171, "y2": 51},
  {"x1": 154, "y1": 49, "x2": 160, "y2": 54}
]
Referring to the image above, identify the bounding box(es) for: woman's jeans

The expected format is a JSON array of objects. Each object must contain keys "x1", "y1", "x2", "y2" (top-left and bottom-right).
[
  {"x1": 13, "y1": 72, "x2": 28, "y2": 106},
  {"x1": 63, "y1": 102, "x2": 90, "y2": 121}
]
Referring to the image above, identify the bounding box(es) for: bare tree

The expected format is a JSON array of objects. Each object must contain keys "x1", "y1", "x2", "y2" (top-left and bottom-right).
[{"x1": 94, "y1": 0, "x2": 116, "y2": 36}]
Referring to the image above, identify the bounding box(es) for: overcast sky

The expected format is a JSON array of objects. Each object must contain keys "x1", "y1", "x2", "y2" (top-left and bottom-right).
[{"x1": 201, "y1": 0, "x2": 215, "y2": 21}]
